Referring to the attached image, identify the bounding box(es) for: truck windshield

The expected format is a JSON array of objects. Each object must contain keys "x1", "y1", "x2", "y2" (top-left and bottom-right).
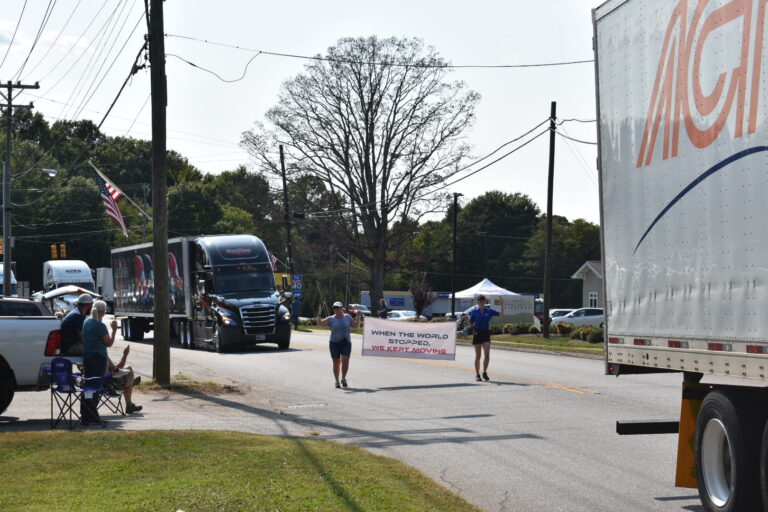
[{"x1": 214, "y1": 271, "x2": 275, "y2": 294}]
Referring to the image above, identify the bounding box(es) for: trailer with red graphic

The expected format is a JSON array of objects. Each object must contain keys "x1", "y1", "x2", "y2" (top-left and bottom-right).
[
  {"x1": 112, "y1": 235, "x2": 291, "y2": 352},
  {"x1": 594, "y1": 0, "x2": 768, "y2": 509}
]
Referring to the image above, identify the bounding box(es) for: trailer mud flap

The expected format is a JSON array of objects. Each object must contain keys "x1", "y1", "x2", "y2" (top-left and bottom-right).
[{"x1": 675, "y1": 381, "x2": 707, "y2": 488}]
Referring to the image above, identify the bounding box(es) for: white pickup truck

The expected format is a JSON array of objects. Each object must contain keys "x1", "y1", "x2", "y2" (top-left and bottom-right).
[{"x1": 0, "y1": 297, "x2": 62, "y2": 414}]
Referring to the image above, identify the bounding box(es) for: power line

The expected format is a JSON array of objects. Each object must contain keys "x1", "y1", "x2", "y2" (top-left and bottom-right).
[
  {"x1": 0, "y1": 0, "x2": 28, "y2": 72},
  {"x1": 166, "y1": 52, "x2": 261, "y2": 83},
  {"x1": 12, "y1": 0, "x2": 57, "y2": 80},
  {"x1": 305, "y1": 120, "x2": 550, "y2": 218},
  {"x1": 558, "y1": 118, "x2": 596, "y2": 124},
  {"x1": 555, "y1": 131, "x2": 597, "y2": 145},
  {"x1": 165, "y1": 33, "x2": 594, "y2": 69},
  {"x1": 125, "y1": 92, "x2": 150, "y2": 134},
  {"x1": 21, "y1": 0, "x2": 83, "y2": 81}
]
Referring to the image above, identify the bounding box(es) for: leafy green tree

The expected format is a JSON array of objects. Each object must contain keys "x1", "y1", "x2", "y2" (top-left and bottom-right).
[{"x1": 168, "y1": 182, "x2": 223, "y2": 236}]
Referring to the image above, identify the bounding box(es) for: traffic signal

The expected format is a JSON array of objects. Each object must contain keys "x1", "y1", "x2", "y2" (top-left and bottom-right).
[
  {"x1": 59, "y1": 243, "x2": 66, "y2": 258},
  {"x1": 50, "y1": 244, "x2": 58, "y2": 259}
]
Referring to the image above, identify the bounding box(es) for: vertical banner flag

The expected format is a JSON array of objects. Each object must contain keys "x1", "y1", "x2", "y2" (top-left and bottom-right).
[
  {"x1": 363, "y1": 317, "x2": 456, "y2": 360},
  {"x1": 93, "y1": 169, "x2": 128, "y2": 237},
  {"x1": 270, "y1": 253, "x2": 278, "y2": 271}
]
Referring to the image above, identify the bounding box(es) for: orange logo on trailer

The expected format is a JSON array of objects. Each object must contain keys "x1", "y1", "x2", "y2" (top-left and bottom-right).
[{"x1": 636, "y1": 0, "x2": 768, "y2": 167}]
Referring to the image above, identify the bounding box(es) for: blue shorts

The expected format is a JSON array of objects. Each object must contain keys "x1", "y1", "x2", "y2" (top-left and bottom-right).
[{"x1": 329, "y1": 339, "x2": 352, "y2": 358}]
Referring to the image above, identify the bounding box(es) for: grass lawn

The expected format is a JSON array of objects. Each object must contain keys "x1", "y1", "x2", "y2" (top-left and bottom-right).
[
  {"x1": 487, "y1": 334, "x2": 603, "y2": 356},
  {"x1": 0, "y1": 431, "x2": 479, "y2": 512}
]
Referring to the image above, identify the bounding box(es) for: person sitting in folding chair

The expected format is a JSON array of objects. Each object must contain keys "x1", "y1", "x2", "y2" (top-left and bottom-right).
[
  {"x1": 107, "y1": 345, "x2": 142, "y2": 414},
  {"x1": 81, "y1": 300, "x2": 119, "y2": 425}
]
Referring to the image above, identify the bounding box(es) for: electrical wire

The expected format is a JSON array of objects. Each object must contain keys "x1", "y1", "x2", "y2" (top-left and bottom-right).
[
  {"x1": 165, "y1": 33, "x2": 594, "y2": 69},
  {"x1": 555, "y1": 131, "x2": 597, "y2": 145},
  {"x1": 12, "y1": 0, "x2": 57, "y2": 80},
  {"x1": 166, "y1": 52, "x2": 261, "y2": 83},
  {"x1": 0, "y1": 0, "x2": 28, "y2": 72},
  {"x1": 558, "y1": 125, "x2": 598, "y2": 189},
  {"x1": 558, "y1": 118, "x2": 596, "y2": 124},
  {"x1": 125, "y1": 92, "x2": 149, "y2": 135},
  {"x1": 21, "y1": 0, "x2": 82, "y2": 81},
  {"x1": 303, "y1": 120, "x2": 550, "y2": 218}
]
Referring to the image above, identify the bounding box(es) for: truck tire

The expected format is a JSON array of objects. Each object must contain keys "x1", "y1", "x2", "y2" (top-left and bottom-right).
[
  {"x1": 696, "y1": 389, "x2": 762, "y2": 512},
  {"x1": 759, "y1": 415, "x2": 768, "y2": 510},
  {"x1": 182, "y1": 320, "x2": 192, "y2": 349},
  {"x1": 276, "y1": 323, "x2": 291, "y2": 350},
  {"x1": 126, "y1": 318, "x2": 145, "y2": 342},
  {"x1": 0, "y1": 361, "x2": 15, "y2": 415}
]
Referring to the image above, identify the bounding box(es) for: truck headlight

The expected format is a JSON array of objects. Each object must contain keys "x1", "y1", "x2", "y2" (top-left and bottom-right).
[{"x1": 222, "y1": 316, "x2": 238, "y2": 326}]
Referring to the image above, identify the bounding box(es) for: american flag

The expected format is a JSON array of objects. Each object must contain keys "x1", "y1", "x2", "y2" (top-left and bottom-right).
[
  {"x1": 94, "y1": 169, "x2": 128, "y2": 237},
  {"x1": 270, "y1": 252, "x2": 278, "y2": 271}
]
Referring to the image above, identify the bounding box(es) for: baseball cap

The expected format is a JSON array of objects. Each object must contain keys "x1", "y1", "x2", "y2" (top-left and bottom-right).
[
  {"x1": 332, "y1": 301, "x2": 343, "y2": 308},
  {"x1": 77, "y1": 294, "x2": 94, "y2": 305}
]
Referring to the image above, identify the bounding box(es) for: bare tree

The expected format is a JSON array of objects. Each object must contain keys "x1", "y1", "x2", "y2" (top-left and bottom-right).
[
  {"x1": 242, "y1": 36, "x2": 479, "y2": 306},
  {"x1": 409, "y1": 273, "x2": 436, "y2": 319}
]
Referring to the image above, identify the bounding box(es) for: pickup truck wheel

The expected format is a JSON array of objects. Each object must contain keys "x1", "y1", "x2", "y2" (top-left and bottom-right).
[
  {"x1": 696, "y1": 390, "x2": 761, "y2": 512},
  {"x1": 0, "y1": 362, "x2": 15, "y2": 414},
  {"x1": 213, "y1": 324, "x2": 225, "y2": 353}
]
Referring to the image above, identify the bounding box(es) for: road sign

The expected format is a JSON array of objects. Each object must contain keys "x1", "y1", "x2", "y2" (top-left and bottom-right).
[
  {"x1": 291, "y1": 274, "x2": 302, "y2": 282},
  {"x1": 293, "y1": 291, "x2": 303, "y2": 299}
]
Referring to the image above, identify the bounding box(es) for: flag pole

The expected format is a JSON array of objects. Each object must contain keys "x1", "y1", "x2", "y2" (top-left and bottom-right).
[{"x1": 89, "y1": 160, "x2": 152, "y2": 221}]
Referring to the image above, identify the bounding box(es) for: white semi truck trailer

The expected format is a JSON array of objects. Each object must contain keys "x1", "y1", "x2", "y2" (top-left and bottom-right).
[{"x1": 594, "y1": 1, "x2": 768, "y2": 510}]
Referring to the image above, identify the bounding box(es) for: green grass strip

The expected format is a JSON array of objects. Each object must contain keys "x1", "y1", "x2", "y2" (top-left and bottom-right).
[{"x1": 0, "y1": 430, "x2": 479, "y2": 512}]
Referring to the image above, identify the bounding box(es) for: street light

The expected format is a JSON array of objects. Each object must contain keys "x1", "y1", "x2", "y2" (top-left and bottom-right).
[{"x1": 3, "y1": 167, "x2": 58, "y2": 295}]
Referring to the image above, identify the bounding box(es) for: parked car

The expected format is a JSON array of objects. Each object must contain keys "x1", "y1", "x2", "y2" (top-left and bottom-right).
[
  {"x1": 387, "y1": 310, "x2": 427, "y2": 321},
  {"x1": 348, "y1": 304, "x2": 372, "y2": 317},
  {"x1": 550, "y1": 308, "x2": 604, "y2": 328},
  {"x1": 549, "y1": 308, "x2": 575, "y2": 319}
]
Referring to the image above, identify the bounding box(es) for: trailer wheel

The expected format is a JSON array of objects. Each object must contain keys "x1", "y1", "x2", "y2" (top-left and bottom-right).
[
  {"x1": 182, "y1": 320, "x2": 192, "y2": 349},
  {"x1": 696, "y1": 390, "x2": 761, "y2": 512},
  {"x1": 0, "y1": 360, "x2": 15, "y2": 415}
]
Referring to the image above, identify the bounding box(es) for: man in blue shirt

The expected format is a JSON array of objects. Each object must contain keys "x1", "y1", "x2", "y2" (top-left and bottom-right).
[
  {"x1": 291, "y1": 297, "x2": 302, "y2": 330},
  {"x1": 469, "y1": 294, "x2": 499, "y2": 381},
  {"x1": 60, "y1": 294, "x2": 94, "y2": 356}
]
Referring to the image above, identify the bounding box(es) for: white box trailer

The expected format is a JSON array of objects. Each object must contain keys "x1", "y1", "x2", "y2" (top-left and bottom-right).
[{"x1": 594, "y1": 0, "x2": 768, "y2": 509}]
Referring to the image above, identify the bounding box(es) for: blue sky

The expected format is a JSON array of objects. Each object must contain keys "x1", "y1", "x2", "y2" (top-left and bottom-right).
[{"x1": 0, "y1": 0, "x2": 599, "y2": 224}]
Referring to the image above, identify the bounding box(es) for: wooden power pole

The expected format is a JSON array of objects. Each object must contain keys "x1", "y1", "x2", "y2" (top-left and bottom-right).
[
  {"x1": 149, "y1": 0, "x2": 170, "y2": 385},
  {"x1": 542, "y1": 101, "x2": 557, "y2": 338},
  {"x1": 1, "y1": 81, "x2": 38, "y2": 296}
]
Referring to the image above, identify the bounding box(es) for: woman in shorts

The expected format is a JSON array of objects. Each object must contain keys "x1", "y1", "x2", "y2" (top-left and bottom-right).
[
  {"x1": 316, "y1": 301, "x2": 359, "y2": 388},
  {"x1": 468, "y1": 295, "x2": 499, "y2": 381}
]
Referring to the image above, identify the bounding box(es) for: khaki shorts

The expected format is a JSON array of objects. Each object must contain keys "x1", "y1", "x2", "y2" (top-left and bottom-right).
[{"x1": 110, "y1": 369, "x2": 131, "y2": 390}]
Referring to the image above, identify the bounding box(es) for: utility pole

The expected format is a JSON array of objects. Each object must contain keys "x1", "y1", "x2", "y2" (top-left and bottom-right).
[
  {"x1": 542, "y1": 101, "x2": 557, "y2": 338},
  {"x1": 149, "y1": 0, "x2": 170, "y2": 385},
  {"x1": 279, "y1": 145, "x2": 294, "y2": 275},
  {"x1": 450, "y1": 192, "x2": 462, "y2": 318},
  {"x1": 1, "y1": 80, "x2": 38, "y2": 296},
  {"x1": 344, "y1": 252, "x2": 351, "y2": 308}
]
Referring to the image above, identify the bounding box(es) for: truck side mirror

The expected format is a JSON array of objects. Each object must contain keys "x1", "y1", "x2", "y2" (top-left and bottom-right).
[{"x1": 281, "y1": 275, "x2": 289, "y2": 290}]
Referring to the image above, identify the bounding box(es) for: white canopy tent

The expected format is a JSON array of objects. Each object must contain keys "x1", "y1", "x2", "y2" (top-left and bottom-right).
[
  {"x1": 454, "y1": 278, "x2": 519, "y2": 298},
  {"x1": 454, "y1": 278, "x2": 532, "y2": 322}
]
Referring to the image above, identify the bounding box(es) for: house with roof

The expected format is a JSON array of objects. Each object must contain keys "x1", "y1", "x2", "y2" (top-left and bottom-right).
[{"x1": 571, "y1": 261, "x2": 603, "y2": 308}]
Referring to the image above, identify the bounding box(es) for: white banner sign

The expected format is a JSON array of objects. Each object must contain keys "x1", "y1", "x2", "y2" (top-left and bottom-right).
[{"x1": 362, "y1": 317, "x2": 456, "y2": 360}]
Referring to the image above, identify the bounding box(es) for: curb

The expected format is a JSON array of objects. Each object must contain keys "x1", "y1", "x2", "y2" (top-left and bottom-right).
[{"x1": 456, "y1": 340, "x2": 603, "y2": 360}]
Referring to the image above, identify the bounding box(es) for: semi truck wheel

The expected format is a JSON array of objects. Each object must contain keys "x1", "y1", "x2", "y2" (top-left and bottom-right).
[
  {"x1": 276, "y1": 323, "x2": 291, "y2": 350},
  {"x1": 0, "y1": 362, "x2": 15, "y2": 415},
  {"x1": 696, "y1": 390, "x2": 761, "y2": 512},
  {"x1": 182, "y1": 320, "x2": 192, "y2": 349}
]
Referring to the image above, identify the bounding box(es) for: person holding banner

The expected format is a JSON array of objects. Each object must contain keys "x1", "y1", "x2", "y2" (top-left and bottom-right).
[
  {"x1": 469, "y1": 295, "x2": 499, "y2": 381},
  {"x1": 317, "y1": 301, "x2": 359, "y2": 388}
]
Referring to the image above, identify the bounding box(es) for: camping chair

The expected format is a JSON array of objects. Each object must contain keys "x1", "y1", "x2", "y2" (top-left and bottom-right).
[
  {"x1": 98, "y1": 372, "x2": 126, "y2": 416},
  {"x1": 79, "y1": 372, "x2": 109, "y2": 427},
  {"x1": 48, "y1": 357, "x2": 82, "y2": 430}
]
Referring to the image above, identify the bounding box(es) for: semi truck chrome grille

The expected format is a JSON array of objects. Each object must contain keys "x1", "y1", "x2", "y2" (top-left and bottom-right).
[{"x1": 240, "y1": 304, "x2": 276, "y2": 334}]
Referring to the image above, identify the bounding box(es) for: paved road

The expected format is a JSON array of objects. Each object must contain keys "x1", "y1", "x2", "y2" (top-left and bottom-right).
[{"x1": 3, "y1": 326, "x2": 704, "y2": 512}]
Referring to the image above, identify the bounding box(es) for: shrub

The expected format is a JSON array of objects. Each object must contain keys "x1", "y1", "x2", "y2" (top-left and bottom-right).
[
  {"x1": 570, "y1": 328, "x2": 582, "y2": 340},
  {"x1": 502, "y1": 323, "x2": 516, "y2": 334},
  {"x1": 587, "y1": 328, "x2": 604, "y2": 343},
  {"x1": 528, "y1": 324, "x2": 540, "y2": 334},
  {"x1": 555, "y1": 322, "x2": 573, "y2": 335},
  {"x1": 580, "y1": 327, "x2": 595, "y2": 341},
  {"x1": 490, "y1": 324, "x2": 503, "y2": 335}
]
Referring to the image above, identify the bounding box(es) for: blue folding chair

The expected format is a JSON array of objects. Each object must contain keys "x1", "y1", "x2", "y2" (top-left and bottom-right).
[
  {"x1": 49, "y1": 357, "x2": 81, "y2": 430},
  {"x1": 98, "y1": 375, "x2": 125, "y2": 416}
]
